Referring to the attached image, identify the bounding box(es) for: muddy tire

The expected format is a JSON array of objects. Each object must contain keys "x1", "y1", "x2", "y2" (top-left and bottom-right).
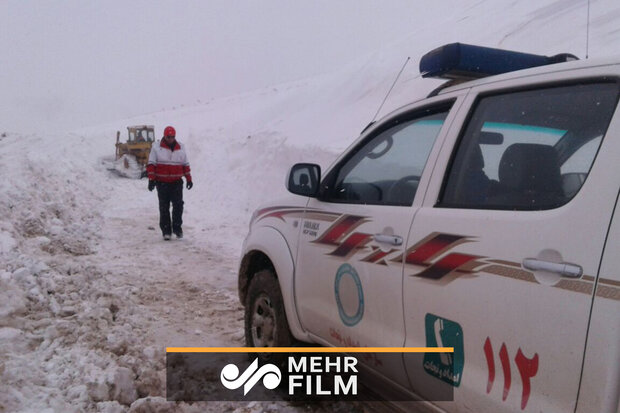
[{"x1": 245, "y1": 269, "x2": 294, "y2": 350}]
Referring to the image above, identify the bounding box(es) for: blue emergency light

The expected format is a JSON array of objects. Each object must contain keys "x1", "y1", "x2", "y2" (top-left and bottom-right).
[{"x1": 420, "y1": 43, "x2": 578, "y2": 80}]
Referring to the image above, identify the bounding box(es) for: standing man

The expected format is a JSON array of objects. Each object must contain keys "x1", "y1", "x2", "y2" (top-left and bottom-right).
[{"x1": 147, "y1": 126, "x2": 193, "y2": 240}]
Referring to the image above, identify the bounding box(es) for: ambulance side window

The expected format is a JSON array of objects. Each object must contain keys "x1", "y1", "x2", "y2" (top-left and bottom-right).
[
  {"x1": 440, "y1": 82, "x2": 619, "y2": 210},
  {"x1": 321, "y1": 105, "x2": 452, "y2": 206}
]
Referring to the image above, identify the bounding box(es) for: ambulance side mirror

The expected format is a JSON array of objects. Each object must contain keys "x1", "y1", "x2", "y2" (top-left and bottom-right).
[{"x1": 286, "y1": 163, "x2": 321, "y2": 198}]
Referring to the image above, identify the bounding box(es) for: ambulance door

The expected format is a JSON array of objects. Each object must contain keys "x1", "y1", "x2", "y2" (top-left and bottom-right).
[
  {"x1": 294, "y1": 97, "x2": 462, "y2": 387},
  {"x1": 401, "y1": 80, "x2": 620, "y2": 411}
]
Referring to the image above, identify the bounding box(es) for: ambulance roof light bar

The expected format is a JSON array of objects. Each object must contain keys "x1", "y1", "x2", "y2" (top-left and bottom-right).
[{"x1": 420, "y1": 43, "x2": 579, "y2": 81}]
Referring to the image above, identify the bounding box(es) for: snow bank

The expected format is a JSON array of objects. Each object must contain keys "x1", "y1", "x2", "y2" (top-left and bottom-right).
[{"x1": 0, "y1": 133, "x2": 167, "y2": 411}]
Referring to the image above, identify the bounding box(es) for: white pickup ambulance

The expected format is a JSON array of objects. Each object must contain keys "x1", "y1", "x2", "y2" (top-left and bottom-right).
[{"x1": 238, "y1": 43, "x2": 620, "y2": 412}]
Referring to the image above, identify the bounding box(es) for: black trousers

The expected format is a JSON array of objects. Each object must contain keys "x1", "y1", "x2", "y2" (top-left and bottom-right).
[{"x1": 156, "y1": 180, "x2": 184, "y2": 235}]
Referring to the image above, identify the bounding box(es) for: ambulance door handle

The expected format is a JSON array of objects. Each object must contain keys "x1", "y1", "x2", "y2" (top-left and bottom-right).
[
  {"x1": 374, "y1": 234, "x2": 403, "y2": 246},
  {"x1": 522, "y1": 258, "x2": 583, "y2": 278}
]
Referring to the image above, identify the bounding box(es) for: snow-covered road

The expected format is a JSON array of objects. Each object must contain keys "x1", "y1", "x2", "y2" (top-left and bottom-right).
[{"x1": 0, "y1": 132, "x2": 352, "y2": 412}]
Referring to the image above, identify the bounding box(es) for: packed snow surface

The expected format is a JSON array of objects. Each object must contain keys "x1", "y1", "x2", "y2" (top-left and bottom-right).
[{"x1": 1, "y1": 0, "x2": 620, "y2": 411}]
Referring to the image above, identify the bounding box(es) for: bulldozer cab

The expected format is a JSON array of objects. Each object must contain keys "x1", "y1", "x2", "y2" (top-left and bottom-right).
[
  {"x1": 127, "y1": 125, "x2": 155, "y2": 143},
  {"x1": 114, "y1": 125, "x2": 155, "y2": 178}
]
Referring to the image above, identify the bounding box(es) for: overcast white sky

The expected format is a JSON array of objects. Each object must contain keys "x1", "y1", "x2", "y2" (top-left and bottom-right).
[
  {"x1": 1, "y1": 0, "x2": 617, "y2": 133},
  {"x1": 1, "y1": 0, "x2": 442, "y2": 132}
]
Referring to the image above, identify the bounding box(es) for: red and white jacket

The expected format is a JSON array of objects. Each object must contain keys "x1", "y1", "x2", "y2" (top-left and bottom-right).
[{"x1": 147, "y1": 140, "x2": 192, "y2": 183}]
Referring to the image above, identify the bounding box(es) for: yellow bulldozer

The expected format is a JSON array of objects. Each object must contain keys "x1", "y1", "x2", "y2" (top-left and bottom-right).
[{"x1": 114, "y1": 125, "x2": 155, "y2": 178}]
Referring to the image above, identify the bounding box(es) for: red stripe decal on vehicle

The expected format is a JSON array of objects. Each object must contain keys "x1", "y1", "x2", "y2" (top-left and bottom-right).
[
  {"x1": 328, "y1": 232, "x2": 372, "y2": 257},
  {"x1": 256, "y1": 206, "x2": 306, "y2": 222},
  {"x1": 413, "y1": 253, "x2": 482, "y2": 280},
  {"x1": 405, "y1": 233, "x2": 467, "y2": 266},
  {"x1": 361, "y1": 247, "x2": 396, "y2": 265},
  {"x1": 314, "y1": 215, "x2": 368, "y2": 246}
]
